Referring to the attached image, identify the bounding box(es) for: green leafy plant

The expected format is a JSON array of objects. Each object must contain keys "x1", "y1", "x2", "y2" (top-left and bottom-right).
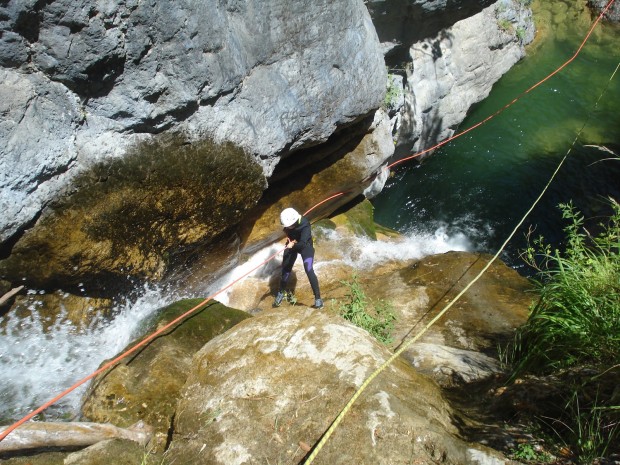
[
  {"x1": 384, "y1": 73, "x2": 402, "y2": 111},
  {"x1": 510, "y1": 442, "x2": 551, "y2": 463},
  {"x1": 497, "y1": 18, "x2": 514, "y2": 32},
  {"x1": 511, "y1": 199, "x2": 620, "y2": 375},
  {"x1": 337, "y1": 274, "x2": 396, "y2": 345}
]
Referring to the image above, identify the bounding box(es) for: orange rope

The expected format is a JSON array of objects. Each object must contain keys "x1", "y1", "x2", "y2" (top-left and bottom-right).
[
  {"x1": 0, "y1": 0, "x2": 615, "y2": 444},
  {"x1": 0, "y1": 247, "x2": 285, "y2": 442},
  {"x1": 387, "y1": 0, "x2": 617, "y2": 170}
]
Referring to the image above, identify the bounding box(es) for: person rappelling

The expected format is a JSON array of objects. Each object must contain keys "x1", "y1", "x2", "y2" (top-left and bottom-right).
[{"x1": 273, "y1": 208, "x2": 323, "y2": 309}]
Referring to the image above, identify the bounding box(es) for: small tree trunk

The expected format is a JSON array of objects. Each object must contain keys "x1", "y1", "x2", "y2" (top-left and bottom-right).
[{"x1": 0, "y1": 421, "x2": 153, "y2": 454}]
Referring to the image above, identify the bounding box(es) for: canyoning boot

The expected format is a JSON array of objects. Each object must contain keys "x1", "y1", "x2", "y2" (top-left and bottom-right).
[
  {"x1": 273, "y1": 291, "x2": 285, "y2": 307},
  {"x1": 313, "y1": 298, "x2": 324, "y2": 309},
  {"x1": 285, "y1": 291, "x2": 297, "y2": 305}
]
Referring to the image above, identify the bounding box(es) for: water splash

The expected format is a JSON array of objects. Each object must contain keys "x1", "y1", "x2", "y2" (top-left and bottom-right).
[
  {"x1": 318, "y1": 226, "x2": 474, "y2": 270},
  {"x1": 0, "y1": 285, "x2": 176, "y2": 422},
  {"x1": 0, "y1": 224, "x2": 476, "y2": 422}
]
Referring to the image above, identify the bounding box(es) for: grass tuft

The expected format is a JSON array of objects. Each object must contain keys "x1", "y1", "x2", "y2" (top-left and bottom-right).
[
  {"x1": 337, "y1": 274, "x2": 396, "y2": 345},
  {"x1": 503, "y1": 198, "x2": 620, "y2": 463}
]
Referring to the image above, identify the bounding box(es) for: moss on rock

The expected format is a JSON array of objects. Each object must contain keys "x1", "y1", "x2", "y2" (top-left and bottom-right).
[
  {"x1": 81, "y1": 298, "x2": 251, "y2": 449},
  {"x1": 0, "y1": 135, "x2": 265, "y2": 293}
]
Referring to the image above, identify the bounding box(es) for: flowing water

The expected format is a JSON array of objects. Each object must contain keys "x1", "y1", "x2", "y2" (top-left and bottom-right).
[
  {"x1": 373, "y1": 0, "x2": 620, "y2": 272},
  {"x1": 1, "y1": 0, "x2": 619, "y2": 425}
]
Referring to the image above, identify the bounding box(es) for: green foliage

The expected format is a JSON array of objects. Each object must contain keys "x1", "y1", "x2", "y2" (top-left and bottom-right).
[
  {"x1": 510, "y1": 442, "x2": 552, "y2": 463},
  {"x1": 505, "y1": 198, "x2": 620, "y2": 463},
  {"x1": 563, "y1": 392, "x2": 619, "y2": 463},
  {"x1": 284, "y1": 290, "x2": 297, "y2": 306},
  {"x1": 384, "y1": 73, "x2": 402, "y2": 110},
  {"x1": 497, "y1": 18, "x2": 514, "y2": 32},
  {"x1": 513, "y1": 199, "x2": 620, "y2": 375},
  {"x1": 337, "y1": 274, "x2": 396, "y2": 345}
]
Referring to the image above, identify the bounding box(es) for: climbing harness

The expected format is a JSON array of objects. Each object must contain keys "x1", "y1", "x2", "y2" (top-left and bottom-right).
[{"x1": 0, "y1": 0, "x2": 616, "y2": 447}]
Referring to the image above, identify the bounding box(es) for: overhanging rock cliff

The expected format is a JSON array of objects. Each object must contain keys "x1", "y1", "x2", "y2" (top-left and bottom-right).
[
  {"x1": 0, "y1": 0, "x2": 535, "y2": 295},
  {"x1": 0, "y1": 0, "x2": 388, "y2": 290}
]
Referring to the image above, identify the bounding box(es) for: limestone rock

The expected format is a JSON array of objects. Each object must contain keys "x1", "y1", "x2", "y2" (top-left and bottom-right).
[
  {"x1": 81, "y1": 299, "x2": 250, "y2": 449},
  {"x1": 238, "y1": 110, "x2": 395, "y2": 253},
  {"x1": 366, "y1": 0, "x2": 497, "y2": 63},
  {"x1": 393, "y1": 1, "x2": 534, "y2": 154},
  {"x1": 166, "y1": 307, "x2": 509, "y2": 464},
  {"x1": 0, "y1": 137, "x2": 265, "y2": 291},
  {"x1": 226, "y1": 200, "x2": 534, "y2": 387},
  {"x1": 7, "y1": 290, "x2": 112, "y2": 330},
  {"x1": 588, "y1": 0, "x2": 620, "y2": 22},
  {"x1": 0, "y1": 0, "x2": 386, "y2": 249}
]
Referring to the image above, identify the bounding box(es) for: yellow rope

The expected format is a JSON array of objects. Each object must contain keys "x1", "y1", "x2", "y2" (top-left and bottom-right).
[{"x1": 303, "y1": 60, "x2": 619, "y2": 464}]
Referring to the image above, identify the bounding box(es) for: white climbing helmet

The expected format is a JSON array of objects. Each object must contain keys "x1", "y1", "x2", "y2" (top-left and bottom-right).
[{"x1": 280, "y1": 208, "x2": 301, "y2": 227}]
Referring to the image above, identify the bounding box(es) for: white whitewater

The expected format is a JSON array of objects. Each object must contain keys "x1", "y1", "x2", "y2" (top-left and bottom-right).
[{"x1": 0, "y1": 224, "x2": 473, "y2": 422}]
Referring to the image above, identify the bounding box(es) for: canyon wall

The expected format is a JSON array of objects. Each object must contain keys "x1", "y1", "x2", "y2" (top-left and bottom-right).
[{"x1": 0, "y1": 0, "x2": 534, "y2": 294}]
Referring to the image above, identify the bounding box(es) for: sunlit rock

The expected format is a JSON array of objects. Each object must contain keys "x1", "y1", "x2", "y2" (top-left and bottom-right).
[
  {"x1": 81, "y1": 299, "x2": 250, "y2": 450},
  {"x1": 166, "y1": 307, "x2": 509, "y2": 464}
]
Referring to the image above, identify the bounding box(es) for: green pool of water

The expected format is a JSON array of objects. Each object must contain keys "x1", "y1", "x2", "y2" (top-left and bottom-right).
[{"x1": 372, "y1": 0, "x2": 620, "y2": 272}]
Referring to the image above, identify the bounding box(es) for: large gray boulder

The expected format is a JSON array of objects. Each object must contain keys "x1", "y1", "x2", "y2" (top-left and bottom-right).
[
  {"x1": 166, "y1": 307, "x2": 512, "y2": 464},
  {"x1": 0, "y1": 0, "x2": 386, "y2": 245},
  {"x1": 0, "y1": 0, "x2": 388, "y2": 290}
]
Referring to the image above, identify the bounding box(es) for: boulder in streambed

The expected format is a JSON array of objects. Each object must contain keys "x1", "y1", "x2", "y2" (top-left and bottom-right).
[
  {"x1": 226, "y1": 200, "x2": 536, "y2": 387},
  {"x1": 81, "y1": 299, "x2": 250, "y2": 450},
  {"x1": 165, "y1": 306, "x2": 512, "y2": 465}
]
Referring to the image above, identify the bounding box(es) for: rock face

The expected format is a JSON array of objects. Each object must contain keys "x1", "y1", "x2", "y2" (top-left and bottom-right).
[
  {"x1": 0, "y1": 0, "x2": 538, "y2": 295},
  {"x1": 373, "y1": 0, "x2": 535, "y2": 156},
  {"x1": 366, "y1": 0, "x2": 497, "y2": 63},
  {"x1": 81, "y1": 299, "x2": 250, "y2": 448},
  {"x1": 165, "y1": 307, "x2": 508, "y2": 465},
  {"x1": 0, "y1": 0, "x2": 387, "y2": 289},
  {"x1": 589, "y1": 0, "x2": 620, "y2": 21},
  {"x1": 71, "y1": 202, "x2": 532, "y2": 464}
]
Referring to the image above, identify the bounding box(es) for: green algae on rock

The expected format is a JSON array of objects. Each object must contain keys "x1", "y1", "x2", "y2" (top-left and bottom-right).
[
  {"x1": 80, "y1": 298, "x2": 251, "y2": 450},
  {"x1": 0, "y1": 136, "x2": 265, "y2": 293}
]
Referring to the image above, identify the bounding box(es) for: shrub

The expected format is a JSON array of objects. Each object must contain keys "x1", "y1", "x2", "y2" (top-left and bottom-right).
[
  {"x1": 512, "y1": 199, "x2": 620, "y2": 375},
  {"x1": 504, "y1": 198, "x2": 620, "y2": 462},
  {"x1": 337, "y1": 274, "x2": 396, "y2": 345},
  {"x1": 384, "y1": 73, "x2": 402, "y2": 111}
]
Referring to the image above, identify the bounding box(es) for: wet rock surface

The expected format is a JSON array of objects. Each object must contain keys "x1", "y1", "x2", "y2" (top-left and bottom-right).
[
  {"x1": 81, "y1": 299, "x2": 250, "y2": 449},
  {"x1": 5, "y1": 201, "x2": 534, "y2": 463},
  {"x1": 0, "y1": 137, "x2": 265, "y2": 292}
]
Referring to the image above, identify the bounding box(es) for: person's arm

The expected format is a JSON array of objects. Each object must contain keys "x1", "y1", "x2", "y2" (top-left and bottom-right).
[{"x1": 291, "y1": 218, "x2": 311, "y2": 251}]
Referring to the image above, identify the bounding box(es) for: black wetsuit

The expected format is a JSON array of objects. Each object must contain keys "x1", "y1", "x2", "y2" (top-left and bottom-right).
[{"x1": 280, "y1": 216, "x2": 321, "y2": 299}]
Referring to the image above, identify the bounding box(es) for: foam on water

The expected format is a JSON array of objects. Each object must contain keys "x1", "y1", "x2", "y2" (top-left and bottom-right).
[
  {"x1": 320, "y1": 225, "x2": 473, "y2": 269},
  {"x1": 0, "y1": 223, "x2": 477, "y2": 422},
  {"x1": 0, "y1": 285, "x2": 177, "y2": 422},
  {"x1": 210, "y1": 244, "x2": 283, "y2": 306}
]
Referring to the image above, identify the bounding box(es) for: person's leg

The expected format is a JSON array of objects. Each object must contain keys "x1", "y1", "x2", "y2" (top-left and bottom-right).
[
  {"x1": 301, "y1": 247, "x2": 322, "y2": 308},
  {"x1": 274, "y1": 249, "x2": 297, "y2": 306}
]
